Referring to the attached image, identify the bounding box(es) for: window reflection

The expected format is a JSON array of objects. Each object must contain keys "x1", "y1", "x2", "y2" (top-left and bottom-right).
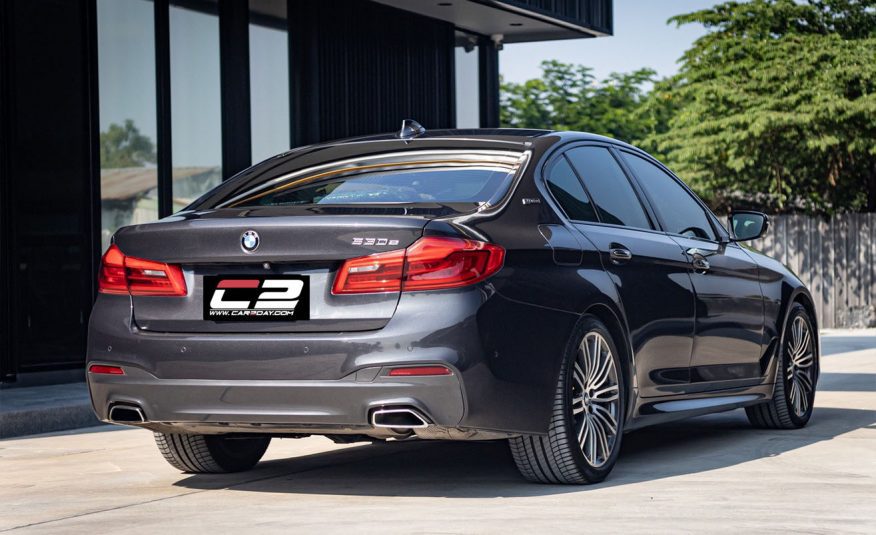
[
  {"x1": 97, "y1": 0, "x2": 158, "y2": 251},
  {"x1": 455, "y1": 31, "x2": 480, "y2": 129},
  {"x1": 170, "y1": 1, "x2": 222, "y2": 211},
  {"x1": 250, "y1": 0, "x2": 290, "y2": 162}
]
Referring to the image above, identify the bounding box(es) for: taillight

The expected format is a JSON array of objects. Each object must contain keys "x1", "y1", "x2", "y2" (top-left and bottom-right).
[
  {"x1": 403, "y1": 236, "x2": 505, "y2": 291},
  {"x1": 331, "y1": 249, "x2": 405, "y2": 294},
  {"x1": 98, "y1": 244, "x2": 187, "y2": 297},
  {"x1": 332, "y1": 236, "x2": 505, "y2": 294}
]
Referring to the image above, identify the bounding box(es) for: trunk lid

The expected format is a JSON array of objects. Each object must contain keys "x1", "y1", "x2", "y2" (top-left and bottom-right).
[{"x1": 114, "y1": 206, "x2": 452, "y2": 333}]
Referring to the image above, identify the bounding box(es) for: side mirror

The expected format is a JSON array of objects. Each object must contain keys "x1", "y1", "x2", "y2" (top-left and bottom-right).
[{"x1": 729, "y1": 211, "x2": 769, "y2": 242}]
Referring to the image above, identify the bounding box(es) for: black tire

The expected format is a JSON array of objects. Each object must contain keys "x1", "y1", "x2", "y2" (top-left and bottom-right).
[
  {"x1": 509, "y1": 316, "x2": 626, "y2": 484},
  {"x1": 746, "y1": 303, "x2": 818, "y2": 429},
  {"x1": 154, "y1": 433, "x2": 271, "y2": 473}
]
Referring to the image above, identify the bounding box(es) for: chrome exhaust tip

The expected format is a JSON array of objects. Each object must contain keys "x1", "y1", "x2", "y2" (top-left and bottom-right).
[
  {"x1": 108, "y1": 403, "x2": 146, "y2": 424},
  {"x1": 371, "y1": 407, "x2": 429, "y2": 429}
]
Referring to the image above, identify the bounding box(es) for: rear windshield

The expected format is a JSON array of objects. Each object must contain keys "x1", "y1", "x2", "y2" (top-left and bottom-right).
[{"x1": 217, "y1": 150, "x2": 526, "y2": 208}]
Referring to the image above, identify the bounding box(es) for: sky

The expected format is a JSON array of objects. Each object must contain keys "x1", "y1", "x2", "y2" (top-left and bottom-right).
[{"x1": 500, "y1": 0, "x2": 718, "y2": 84}]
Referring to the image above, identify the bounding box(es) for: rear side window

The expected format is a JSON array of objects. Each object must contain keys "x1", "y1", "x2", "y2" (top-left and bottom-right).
[
  {"x1": 545, "y1": 157, "x2": 598, "y2": 222},
  {"x1": 565, "y1": 147, "x2": 651, "y2": 230},
  {"x1": 620, "y1": 152, "x2": 716, "y2": 241}
]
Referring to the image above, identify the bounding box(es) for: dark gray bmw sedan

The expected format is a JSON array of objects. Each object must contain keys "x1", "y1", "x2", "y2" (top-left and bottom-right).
[{"x1": 87, "y1": 124, "x2": 818, "y2": 484}]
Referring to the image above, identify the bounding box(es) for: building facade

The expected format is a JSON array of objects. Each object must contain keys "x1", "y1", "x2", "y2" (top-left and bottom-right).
[{"x1": 0, "y1": 0, "x2": 612, "y2": 384}]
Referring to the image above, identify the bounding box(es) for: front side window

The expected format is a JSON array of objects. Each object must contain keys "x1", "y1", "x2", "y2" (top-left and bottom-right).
[
  {"x1": 565, "y1": 146, "x2": 651, "y2": 230},
  {"x1": 620, "y1": 152, "x2": 716, "y2": 241},
  {"x1": 545, "y1": 157, "x2": 598, "y2": 222}
]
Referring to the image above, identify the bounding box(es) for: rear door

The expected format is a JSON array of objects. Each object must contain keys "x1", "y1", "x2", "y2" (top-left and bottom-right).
[
  {"x1": 618, "y1": 150, "x2": 765, "y2": 387},
  {"x1": 550, "y1": 145, "x2": 697, "y2": 398}
]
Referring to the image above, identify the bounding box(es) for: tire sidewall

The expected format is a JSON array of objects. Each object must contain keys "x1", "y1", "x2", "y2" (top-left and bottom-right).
[{"x1": 562, "y1": 316, "x2": 626, "y2": 481}]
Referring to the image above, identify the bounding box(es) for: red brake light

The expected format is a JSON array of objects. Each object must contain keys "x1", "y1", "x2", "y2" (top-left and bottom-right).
[
  {"x1": 98, "y1": 244, "x2": 128, "y2": 294},
  {"x1": 332, "y1": 236, "x2": 505, "y2": 294},
  {"x1": 403, "y1": 236, "x2": 505, "y2": 291},
  {"x1": 98, "y1": 244, "x2": 187, "y2": 297},
  {"x1": 331, "y1": 248, "x2": 405, "y2": 294},
  {"x1": 89, "y1": 364, "x2": 125, "y2": 375}
]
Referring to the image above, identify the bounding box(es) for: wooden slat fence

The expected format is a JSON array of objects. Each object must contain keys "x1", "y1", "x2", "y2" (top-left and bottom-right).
[{"x1": 751, "y1": 213, "x2": 876, "y2": 328}]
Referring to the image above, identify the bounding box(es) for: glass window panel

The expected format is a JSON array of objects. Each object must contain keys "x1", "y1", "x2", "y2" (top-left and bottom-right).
[
  {"x1": 621, "y1": 152, "x2": 716, "y2": 241},
  {"x1": 97, "y1": 0, "x2": 158, "y2": 252},
  {"x1": 170, "y1": 2, "x2": 222, "y2": 211},
  {"x1": 244, "y1": 167, "x2": 515, "y2": 207},
  {"x1": 249, "y1": 0, "x2": 289, "y2": 163},
  {"x1": 545, "y1": 157, "x2": 598, "y2": 222},
  {"x1": 454, "y1": 31, "x2": 480, "y2": 128},
  {"x1": 566, "y1": 147, "x2": 651, "y2": 230}
]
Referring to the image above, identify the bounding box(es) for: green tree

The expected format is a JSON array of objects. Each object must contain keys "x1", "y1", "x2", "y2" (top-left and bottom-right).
[
  {"x1": 501, "y1": 61, "x2": 657, "y2": 144},
  {"x1": 645, "y1": 0, "x2": 876, "y2": 214},
  {"x1": 100, "y1": 119, "x2": 156, "y2": 168}
]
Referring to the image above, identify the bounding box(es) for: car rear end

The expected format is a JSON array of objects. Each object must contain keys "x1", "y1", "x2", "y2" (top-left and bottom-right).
[{"x1": 86, "y1": 141, "x2": 529, "y2": 440}]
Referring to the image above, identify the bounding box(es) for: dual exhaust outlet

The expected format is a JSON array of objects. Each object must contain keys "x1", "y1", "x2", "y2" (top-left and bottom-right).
[
  {"x1": 108, "y1": 403, "x2": 430, "y2": 429},
  {"x1": 108, "y1": 403, "x2": 146, "y2": 424},
  {"x1": 370, "y1": 407, "x2": 430, "y2": 429}
]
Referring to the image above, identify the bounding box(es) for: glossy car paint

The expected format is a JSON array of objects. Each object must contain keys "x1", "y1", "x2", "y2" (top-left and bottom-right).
[{"x1": 86, "y1": 129, "x2": 817, "y2": 438}]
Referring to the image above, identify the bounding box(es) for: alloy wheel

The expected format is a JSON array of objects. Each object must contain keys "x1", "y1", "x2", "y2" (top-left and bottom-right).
[
  {"x1": 786, "y1": 315, "x2": 815, "y2": 417},
  {"x1": 571, "y1": 332, "x2": 620, "y2": 467}
]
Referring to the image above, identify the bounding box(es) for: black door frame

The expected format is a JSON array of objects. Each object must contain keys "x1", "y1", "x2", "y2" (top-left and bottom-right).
[
  {"x1": 0, "y1": 0, "x2": 101, "y2": 383},
  {"x1": 0, "y1": 0, "x2": 12, "y2": 381}
]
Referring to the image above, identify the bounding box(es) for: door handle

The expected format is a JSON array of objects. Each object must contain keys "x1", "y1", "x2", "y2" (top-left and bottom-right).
[
  {"x1": 686, "y1": 247, "x2": 712, "y2": 272},
  {"x1": 692, "y1": 257, "x2": 710, "y2": 271},
  {"x1": 609, "y1": 247, "x2": 633, "y2": 264}
]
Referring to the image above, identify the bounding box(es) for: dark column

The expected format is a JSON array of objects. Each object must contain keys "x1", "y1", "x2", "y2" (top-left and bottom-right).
[
  {"x1": 288, "y1": 0, "x2": 320, "y2": 147},
  {"x1": 0, "y1": 0, "x2": 11, "y2": 381},
  {"x1": 219, "y1": 0, "x2": 251, "y2": 178},
  {"x1": 85, "y1": 0, "x2": 101, "y2": 300},
  {"x1": 288, "y1": 0, "x2": 454, "y2": 145},
  {"x1": 478, "y1": 37, "x2": 500, "y2": 128},
  {"x1": 2, "y1": 0, "x2": 96, "y2": 378},
  {"x1": 154, "y1": 0, "x2": 173, "y2": 217}
]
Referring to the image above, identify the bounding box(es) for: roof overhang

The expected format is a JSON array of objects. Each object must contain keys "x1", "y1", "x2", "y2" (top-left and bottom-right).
[{"x1": 371, "y1": 0, "x2": 612, "y2": 43}]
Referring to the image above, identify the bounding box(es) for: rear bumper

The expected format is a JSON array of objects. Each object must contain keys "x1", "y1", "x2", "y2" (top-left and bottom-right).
[
  {"x1": 86, "y1": 286, "x2": 578, "y2": 436},
  {"x1": 88, "y1": 363, "x2": 466, "y2": 433}
]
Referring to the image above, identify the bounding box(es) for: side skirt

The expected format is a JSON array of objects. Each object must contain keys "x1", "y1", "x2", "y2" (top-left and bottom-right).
[{"x1": 624, "y1": 382, "x2": 774, "y2": 432}]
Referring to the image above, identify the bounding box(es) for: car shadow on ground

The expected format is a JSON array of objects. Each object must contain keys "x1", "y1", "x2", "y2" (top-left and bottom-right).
[{"x1": 174, "y1": 380, "x2": 875, "y2": 498}]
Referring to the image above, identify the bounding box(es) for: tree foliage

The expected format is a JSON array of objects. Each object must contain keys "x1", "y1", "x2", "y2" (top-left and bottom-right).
[
  {"x1": 649, "y1": 0, "x2": 876, "y2": 213},
  {"x1": 500, "y1": 0, "x2": 876, "y2": 214},
  {"x1": 100, "y1": 119, "x2": 156, "y2": 168},
  {"x1": 501, "y1": 61, "x2": 658, "y2": 144}
]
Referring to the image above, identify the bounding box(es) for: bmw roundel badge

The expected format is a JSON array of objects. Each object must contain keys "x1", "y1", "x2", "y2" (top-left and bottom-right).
[{"x1": 241, "y1": 230, "x2": 260, "y2": 252}]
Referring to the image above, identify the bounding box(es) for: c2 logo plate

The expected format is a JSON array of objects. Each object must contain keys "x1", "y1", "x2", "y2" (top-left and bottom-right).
[{"x1": 203, "y1": 275, "x2": 310, "y2": 322}]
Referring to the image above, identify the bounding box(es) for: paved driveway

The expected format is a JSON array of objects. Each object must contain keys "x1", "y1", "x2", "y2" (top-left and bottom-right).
[{"x1": 1, "y1": 334, "x2": 874, "y2": 534}]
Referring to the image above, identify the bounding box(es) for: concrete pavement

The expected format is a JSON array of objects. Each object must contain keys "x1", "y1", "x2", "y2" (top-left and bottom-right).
[
  {"x1": 0, "y1": 382, "x2": 97, "y2": 439},
  {"x1": 1, "y1": 334, "x2": 874, "y2": 534}
]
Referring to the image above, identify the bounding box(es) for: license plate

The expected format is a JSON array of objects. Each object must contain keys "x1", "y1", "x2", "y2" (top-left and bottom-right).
[{"x1": 203, "y1": 275, "x2": 310, "y2": 322}]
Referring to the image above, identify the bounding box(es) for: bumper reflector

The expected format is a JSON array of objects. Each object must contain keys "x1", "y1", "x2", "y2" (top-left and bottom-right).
[
  {"x1": 89, "y1": 364, "x2": 125, "y2": 375},
  {"x1": 387, "y1": 365, "x2": 452, "y2": 377}
]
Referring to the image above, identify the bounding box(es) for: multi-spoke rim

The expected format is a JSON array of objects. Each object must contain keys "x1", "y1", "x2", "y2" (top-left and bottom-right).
[
  {"x1": 786, "y1": 315, "x2": 815, "y2": 417},
  {"x1": 571, "y1": 332, "x2": 620, "y2": 468}
]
